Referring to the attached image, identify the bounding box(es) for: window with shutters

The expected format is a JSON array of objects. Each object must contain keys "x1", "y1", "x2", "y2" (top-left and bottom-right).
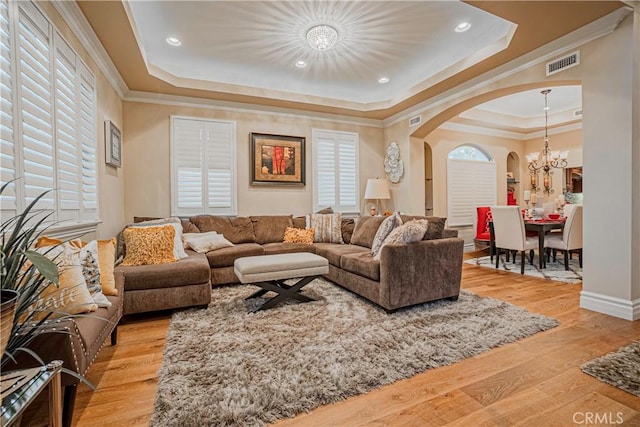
[
  {"x1": 446, "y1": 145, "x2": 496, "y2": 227},
  {"x1": 0, "y1": 0, "x2": 98, "y2": 228},
  {"x1": 170, "y1": 116, "x2": 237, "y2": 216},
  {"x1": 312, "y1": 129, "x2": 359, "y2": 214}
]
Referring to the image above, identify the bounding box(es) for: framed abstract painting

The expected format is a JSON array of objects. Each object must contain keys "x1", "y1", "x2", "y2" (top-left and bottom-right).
[{"x1": 250, "y1": 133, "x2": 305, "y2": 186}]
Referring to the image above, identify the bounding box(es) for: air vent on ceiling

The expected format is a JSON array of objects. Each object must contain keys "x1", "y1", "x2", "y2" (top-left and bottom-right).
[
  {"x1": 573, "y1": 108, "x2": 583, "y2": 117},
  {"x1": 409, "y1": 115, "x2": 422, "y2": 126},
  {"x1": 546, "y1": 51, "x2": 580, "y2": 76}
]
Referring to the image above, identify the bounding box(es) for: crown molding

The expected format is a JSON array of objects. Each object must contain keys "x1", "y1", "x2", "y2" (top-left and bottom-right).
[
  {"x1": 384, "y1": 7, "x2": 632, "y2": 128},
  {"x1": 125, "y1": 91, "x2": 384, "y2": 128},
  {"x1": 52, "y1": 1, "x2": 129, "y2": 99},
  {"x1": 439, "y1": 121, "x2": 582, "y2": 141}
]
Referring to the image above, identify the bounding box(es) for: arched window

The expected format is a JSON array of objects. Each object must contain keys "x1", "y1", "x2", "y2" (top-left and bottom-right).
[{"x1": 447, "y1": 145, "x2": 497, "y2": 227}]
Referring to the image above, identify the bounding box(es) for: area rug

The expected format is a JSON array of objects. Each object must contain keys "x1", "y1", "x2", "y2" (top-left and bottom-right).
[
  {"x1": 151, "y1": 279, "x2": 558, "y2": 427},
  {"x1": 465, "y1": 254, "x2": 582, "y2": 284},
  {"x1": 581, "y1": 341, "x2": 640, "y2": 397}
]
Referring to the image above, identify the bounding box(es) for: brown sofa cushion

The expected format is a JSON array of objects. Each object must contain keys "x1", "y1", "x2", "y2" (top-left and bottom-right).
[
  {"x1": 314, "y1": 243, "x2": 369, "y2": 267},
  {"x1": 250, "y1": 215, "x2": 293, "y2": 244},
  {"x1": 181, "y1": 219, "x2": 200, "y2": 233},
  {"x1": 262, "y1": 242, "x2": 316, "y2": 255},
  {"x1": 350, "y1": 216, "x2": 385, "y2": 248},
  {"x1": 341, "y1": 218, "x2": 355, "y2": 244},
  {"x1": 205, "y1": 243, "x2": 264, "y2": 268},
  {"x1": 340, "y1": 252, "x2": 380, "y2": 281},
  {"x1": 400, "y1": 215, "x2": 447, "y2": 240},
  {"x1": 121, "y1": 251, "x2": 210, "y2": 291},
  {"x1": 190, "y1": 215, "x2": 255, "y2": 244}
]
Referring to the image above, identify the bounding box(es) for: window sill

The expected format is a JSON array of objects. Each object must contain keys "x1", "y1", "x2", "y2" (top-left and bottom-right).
[{"x1": 41, "y1": 220, "x2": 102, "y2": 241}]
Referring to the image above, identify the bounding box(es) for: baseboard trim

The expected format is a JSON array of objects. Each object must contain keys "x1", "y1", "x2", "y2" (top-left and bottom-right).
[{"x1": 580, "y1": 291, "x2": 640, "y2": 321}]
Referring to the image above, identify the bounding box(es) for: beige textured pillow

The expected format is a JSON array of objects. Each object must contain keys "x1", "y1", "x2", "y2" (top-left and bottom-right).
[
  {"x1": 283, "y1": 227, "x2": 315, "y2": 245},
  {"x1": 183, "y1": 231, "x2": 216, "y2": 249},
  {"x1": 306, "y1": 213, "x2": 343, "y2": 243},
  {"x1": 373, "y1": 220, "x2": 429, "y2": 261},
  {"x1": 371, "y1": 212, "x2": 403, "y2": 257},
  {"x1": 29, "y1": 244, "x2": 98, "y2": 320},
  {"x1": 121, "y1": 225, "x2": 177, "y2": 266},
  {"x1": 183, "y1": 232, "x2": 234, "y2": 253}
]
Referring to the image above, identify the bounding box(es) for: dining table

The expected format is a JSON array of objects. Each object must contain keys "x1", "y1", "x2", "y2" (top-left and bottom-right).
[{"x1": 489, "y1": 218, "x2": 566, "y2": 268}]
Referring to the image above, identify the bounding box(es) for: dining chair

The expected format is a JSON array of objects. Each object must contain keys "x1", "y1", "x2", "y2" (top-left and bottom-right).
[
  {"x1": 490, "y1": 206, "x2": 537, "y2": 274},
  {"x1": 474, "y1": 206, "x2": 494, "y2": 261},
  {"x1": 545, "y1": 204, "x2": 583, "y2": 270}
]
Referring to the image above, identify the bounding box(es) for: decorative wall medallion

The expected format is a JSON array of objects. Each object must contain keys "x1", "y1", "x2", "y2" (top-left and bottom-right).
[{"x1": 384, "y1": 142, "x2": 403, "y2": 183}]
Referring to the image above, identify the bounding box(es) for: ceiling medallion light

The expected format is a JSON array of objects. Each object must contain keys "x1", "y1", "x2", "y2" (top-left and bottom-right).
[
  {"x1": 378, "y1": 77, "x2": 390, "y2": 84},
  {"x1": 306, "y1": 25, "x2": 338, "y2": 51},
  {"x1": 166, "y1": 37, "x2": 182, "y2": 46},
  {"x1": 295, "y1": 60, "x2": 308, "y2": 68},
  {"x1": 526, "y1": 89, "x2": 569, "y2": 195},
  {"x1": 454, "y1": 22, "x2": 471, "y2": 33}
]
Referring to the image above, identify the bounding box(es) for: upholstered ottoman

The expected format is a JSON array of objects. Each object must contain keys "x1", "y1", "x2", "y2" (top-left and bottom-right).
[{"x1": 234, "y1": 253, "x2": 329, "y2": 312}]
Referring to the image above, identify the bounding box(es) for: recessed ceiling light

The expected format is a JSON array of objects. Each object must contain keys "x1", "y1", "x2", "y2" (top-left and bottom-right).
[
  {"x1": 378, "y1": 77, "x2": 390, "y2": 84},
  {"x1": 166, "y1": 37, "x2": 182, "y2": 46},
  {"x1": 295, "y1": 60, "x2": 308, "y2": 68},
  {"x1": 454, "y1": 22, "x2": 471, "y2": 33}
]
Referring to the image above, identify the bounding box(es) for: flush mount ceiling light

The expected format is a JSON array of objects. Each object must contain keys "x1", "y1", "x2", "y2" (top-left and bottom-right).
[
  {"x1": 454, "y1": 22, "x2": 471, "y2": 32},
  {"x1": 295, "y1": 60, "x2": 308, "y2": 68},
  {"x1": 166, "y1": 36, "x2": 182, "y2": 46},
  {"x1": 306, "y1": 25, "x2": 338, "y2": 51},
  {"x1": 378, "y1": 77, "x2": 390, "y2": 84}
]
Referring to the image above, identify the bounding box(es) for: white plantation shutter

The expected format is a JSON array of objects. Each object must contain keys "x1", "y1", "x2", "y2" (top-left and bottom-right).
[
  {"x1": 17, "y1": 2, "x2": 54, "y2": 210},
  {"x1": 312, "y1": 129, "x2": 359, "y2": 213},
  {"x1": 0, "y1": 0, "x2": 17, "y2": 222},
  {"x1": 1, "y1": 1, "x2": 98, "y2": 228},
  {"x1": 171, "y1": 117, "x2": 236, "y2": 216},
  {"x1": 447, "y1": 158, "x2": 497, "y2": 226}
]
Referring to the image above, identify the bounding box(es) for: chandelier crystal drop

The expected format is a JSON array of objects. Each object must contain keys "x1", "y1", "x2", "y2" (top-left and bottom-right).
[
  {"x1": 306, "y1": 25, "x2": 338, "y2": 51},
  {"x1": 527, "y1": 89, "x2": 569, "y2": 196}
]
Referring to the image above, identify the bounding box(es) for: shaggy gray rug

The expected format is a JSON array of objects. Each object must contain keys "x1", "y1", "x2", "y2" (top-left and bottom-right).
[
  {"x1": 151, "y1": 279, "x2": 558, "y2": 427},
  {"x1": 465, "y1": 255, "x2": 582, "y2": 284},
  {"x1": 581, "y1": 341, "x2": 640, "y2": 397}
]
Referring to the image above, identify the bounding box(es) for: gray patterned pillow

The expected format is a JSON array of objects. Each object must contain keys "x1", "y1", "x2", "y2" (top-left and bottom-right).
[
  {"x1": 306, "y1": 213, "x2": 344, "y2": 243},
  {"x1": 79, "y1": 240, "x2": 101, "y2": 294},
  {"x1": 371, "y1": 213, "x2": 402, "y2": 257},
  {"x1": 373, "y1": 219, "x2": 429, "y2": 261}
]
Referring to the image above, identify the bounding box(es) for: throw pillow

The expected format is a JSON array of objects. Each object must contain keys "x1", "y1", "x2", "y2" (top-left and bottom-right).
[
  {"x1": 371, "y1": 212, "x2": 403, "y2": 257},
  {"x1": 306, "y1": 213, "x2": 343, "y2": 243},
  {"x1": 121, "y1": 225, "x2": 177, "y2": 266},
  {"x1": 97, "y1": 238, "x2": 118, "y2": 296},
  {"x1": 35, "y1": 236, "x2": 85, "y2": 249},
  {"x1": 374, "y1": 220, "x2": 429, "y2": 261},
  {"x1": 315, "y1": 207, "x2": 334, "y2": 214},
  {"x1": 79, "y1": 240, "x2": 111, "y2": 308},
  {"x1": 283, "y1": 227, "x2": 314, "y2": 245},
  {"x1": 350, "y1": 216, "x2": 386, "y2": 248},
  {"x1": 29, "y1": 244, "x2": 98, "y2": 320},
  {"x1": 183, "y1": 232, "x2": 234, "y2": 253},
  {"x1": 129, "y1": 218, "x2": 188, "y2": 260},
  {"x1": 400, "y1": 215, "x2": 445, "y2": 240},
  {"x1": 183, "y1": 231, "x2": 216, "y2": 249}
]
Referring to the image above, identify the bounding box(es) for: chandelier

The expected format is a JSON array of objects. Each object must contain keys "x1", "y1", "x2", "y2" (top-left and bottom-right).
[
  {"x1": 526, "y1": 89, "x2": 569, "y2": 195},
  {"x1": 306, "y1": 25, "x2": 338, "y2": 51}
]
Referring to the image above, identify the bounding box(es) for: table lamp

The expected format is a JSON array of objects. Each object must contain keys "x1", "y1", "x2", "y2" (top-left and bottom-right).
[{"x1": 364, "y1": 178, "x2": 390, "y2": 216}]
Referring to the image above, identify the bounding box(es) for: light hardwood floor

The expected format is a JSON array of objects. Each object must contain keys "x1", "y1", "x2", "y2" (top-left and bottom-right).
[{"x1": 69, "y1": 251, "x2": 640, "y2": 426}]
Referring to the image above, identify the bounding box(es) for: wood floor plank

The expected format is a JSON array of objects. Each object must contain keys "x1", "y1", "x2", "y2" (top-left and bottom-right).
[{"x1": 56, "y1": 252, "x2": 640, "y2": 427}]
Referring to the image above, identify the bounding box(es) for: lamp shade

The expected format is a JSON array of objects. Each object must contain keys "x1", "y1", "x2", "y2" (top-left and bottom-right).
[{"x1": 364, "y1": 179, "x2": 391, "y2": 200}]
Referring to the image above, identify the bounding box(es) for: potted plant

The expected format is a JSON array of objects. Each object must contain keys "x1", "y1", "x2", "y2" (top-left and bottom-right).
[{"x1": 1, "y1": 181, "x2": 60, "y2": 368}]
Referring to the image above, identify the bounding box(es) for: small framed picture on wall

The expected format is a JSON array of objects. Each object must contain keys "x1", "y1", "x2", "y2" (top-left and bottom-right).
[{"x1": 105, "y1": 120, "x2": 121, "y2": 168}]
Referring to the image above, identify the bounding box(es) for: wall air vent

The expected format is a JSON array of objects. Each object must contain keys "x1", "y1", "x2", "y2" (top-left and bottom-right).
[
  {"x1": 573, "y1": 108, "x2": 583, "y2": 117},
  {"x1": 546, "y1": 51, "x2": 580, "y2": 76},
  {"x1": 409, "y1": 115, "x2": 422, "y2": 126}
]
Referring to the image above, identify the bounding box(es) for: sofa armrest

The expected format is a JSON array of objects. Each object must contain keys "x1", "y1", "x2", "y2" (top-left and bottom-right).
[
  {"x1": 442, "y1": 228, "x2": 458, "y2": 238},
  {"x1": 378, "y1": 237, "x2": 464, "y2": 310}
]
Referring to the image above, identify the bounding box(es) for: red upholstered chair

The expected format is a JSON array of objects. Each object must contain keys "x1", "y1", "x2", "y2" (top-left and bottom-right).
[{"x1": 474, "y1": 206, "x2": 494, "y2": 261}]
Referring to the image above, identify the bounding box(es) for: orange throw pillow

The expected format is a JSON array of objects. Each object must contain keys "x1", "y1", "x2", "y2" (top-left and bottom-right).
[
  {"x1": 121, "y1": 225, "x2": 177, "y2": 266},
  {"x1": 283, "y1": 227, "x2": 314, "y2": 245},
  {"x1": 97, "y1": 238, "x2": 118, "y2": 296}
]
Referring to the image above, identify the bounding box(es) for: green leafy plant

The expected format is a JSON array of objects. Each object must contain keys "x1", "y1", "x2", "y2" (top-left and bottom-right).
[{"x1": 1, "y1": 181, "x2": 60, "y2": 369}]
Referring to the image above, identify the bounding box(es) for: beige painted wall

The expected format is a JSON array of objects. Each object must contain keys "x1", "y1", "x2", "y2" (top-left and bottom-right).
[
  {"x1": 122, "y1": 102, "x2": 385, "y2": 221},
  {"x1": 523, "y1": 128, "x2": 583, "y2": 199},
  {"x1": 39, "y1": 2, "x2": 125, "y2": 239}
]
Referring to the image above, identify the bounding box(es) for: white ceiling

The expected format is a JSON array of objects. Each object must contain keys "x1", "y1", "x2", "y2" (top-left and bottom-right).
[
  {"x1": 475, "y1": 86, "x2": 582, "y2": 118},
  {"x1": 126, "y1": 1, "x2": 515, "y2": 104}
]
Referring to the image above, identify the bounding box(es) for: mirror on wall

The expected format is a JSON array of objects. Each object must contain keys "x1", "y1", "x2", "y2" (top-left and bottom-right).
[{"x1": 564, "y1": 166, "x2": 583, "y2": 203}]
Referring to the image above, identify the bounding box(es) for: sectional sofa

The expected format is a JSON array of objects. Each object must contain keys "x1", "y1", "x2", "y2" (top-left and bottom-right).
[{"x1": 117, "y1": 214, "x2": 464, "y2": 313}]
